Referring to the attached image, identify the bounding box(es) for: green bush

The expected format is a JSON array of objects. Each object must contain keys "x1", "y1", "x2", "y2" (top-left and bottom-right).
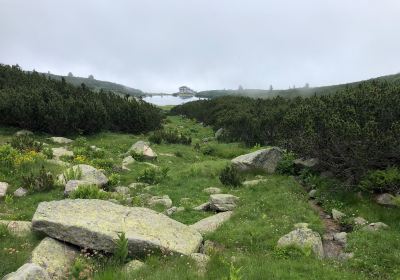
[
  {"x1": 42, "y1": 147, "x2": 53, "y2": 159},
  {"x1": 148, "y1": 129, "x2": 191, "y2": 145},
  {"x1": 201, "y1": 145, "x2": 215, "y2": 156},
  {"x1": 0, "y1": 144, "x2": 18, "y2": 168},
  {"x1": 70, "y1": 185, "x2": 109, "y2": 199},
  {"x1": 10, "y1": 135, "x2": 42, "y2": 152},
  {"x1": 276, "y1": 151, "x2": 296, "y2": 175},
  {"x1": 148, "y1": 130, "x2": 163, "y2": 144},
  {"x1": 91, "y1": 158, "x2": 114, "y2": 170},
  {"x1": 108, "y1": 173, "x2": 121, "y2": 187},
  {"x1": 22, "y1": 166, "x2": 54, "y2": 192},
  {"x1": 137, "y1": 167, "x2": 169, "y2": 184},
  {"x1": 113, "y1": 232, "x2": 129, "y2": 265},
  {"x1": 219, "y1": 165, "x2": 242, "y2": 187},
  {"x1": 360, "y1": 167, "x2": 400, "y2": 193}
]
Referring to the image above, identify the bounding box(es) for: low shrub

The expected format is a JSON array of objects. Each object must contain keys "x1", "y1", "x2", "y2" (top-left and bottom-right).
[
  {"x1": 276, "y1": 151, "x2": 296, "y2": 175},
  {"x1": 201, "y1": 145, "x2": 215, "y2": 156},
  {"x1": 360, "y1": 167, "x2": 400, "y2": 193},
  {"x1": 219, "y1": 165, "x2": 242, "y2": 187},
  {"x1": 92, "y1": 158, "x2": 114, "y2": 171},
  {"x1": 137, "y1": 167, "x2": 169, "y2": 184},
  {"x1": 10, "y1": 135, "x2": 42, "y2": 152},
  {"x1": 148, "y1": 131, "x2": 163, "y2": 144},
  {"x1": 0, "y1": 144, "x2": 18, "y2": 168},
  {"x1": 148, "y1": 129, "x2": 191, "y2": 145},
  {"x1": 108, "y1": 173, "x2": 121, "y2": 187},
  {"x1": 113, "y1": 232, "x2": 129, "y2": 265},
  {"x1": 42, "y1": 147, "x2": 53, "y2": 159},
  {"x1": 70, "y1": 185, "x2": 109, "y2": 199},
  {"x1": 22, "y1": 166, "x2": 54, "y2": 192}
]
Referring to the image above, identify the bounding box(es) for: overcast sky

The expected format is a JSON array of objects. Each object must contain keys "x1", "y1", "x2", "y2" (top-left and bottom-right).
[{"x1": 1, "y1": 0, "x2": 400, "y2": 93}]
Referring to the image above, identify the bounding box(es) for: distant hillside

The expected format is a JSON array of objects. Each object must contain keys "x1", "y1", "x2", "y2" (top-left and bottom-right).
[
  {"x1": 43, "y1": 73, "x2": 144, "y2": 97},
  {"x1": 196, "y1": 72, "x2": 400, "y2": 99}
]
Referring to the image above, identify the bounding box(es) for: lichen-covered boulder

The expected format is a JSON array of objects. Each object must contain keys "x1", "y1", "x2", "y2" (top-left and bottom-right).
[
  {"x1": 3, "y1": 263, "x2": 50, "y2": 280},
  {"x1": 32, "y1": 199, "x2": 202, "y2": 256},
  {"x1": 128, "y1": 141, "x2": 157, "y2": 160},
  {"x1": 231, "y1": 147, "x2": 283, "y2": 173},
  {"x1": 209, "y1": 194, "x2": 239, "y2": 212},
  {"x1": 0, "y1": 182, "x2": 9, "y2": 198},
  {"x1": 190, "y1": 211, "x2": 233, "y2": 235},
  {"x1": 277, "y1": 225, "x2": 324, "y2": 259},
  {"x1": 52, "y1": 147, "x2": 73, "y2": 160},
  {"x1": 49, "y1": 137, "x2": 73, "y2": 144},
  {"x1": 59, "y1": 164, "x2": 108, "y2": 187},
  {"x1": 31, "y1": 237, "x2": 78, "y2": 280}
]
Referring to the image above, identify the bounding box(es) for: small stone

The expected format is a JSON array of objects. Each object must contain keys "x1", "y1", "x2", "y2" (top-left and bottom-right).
[
  {"x1": 115, "y1": 186, "x2": 130, "y2": 195},
  {"x1": 209, "y1": 194, "x2": 239, "y2": 212},
  {"x1": 201, "y1": 240, "x2": 224, "y2": 254},
  {"x1": 308, "y1": 189, "x2": 317, "y2": 199},
  {"x1": 128, "y1": 141, "x2": 157, "y2": 160},
  {"x1": 353, "y1": 217, "x2": 368, "y2": 226},
  {"x1": 193, "y1": 202, "x2": 211, "y2": 211},
  {"x1": 165, "y1": 206, "x2": 178, "y2": 216},
  {"x1": 0, "y1": 220, "x2": 32, "y2": 237},
  {"x1": 13, "y1": 187, "x2": 28, "y2": 197},
  {"x1": 190, "y1": 253, "x2": 210, "y2": 275},
  {"x1": 148, "y1": 195, "x2": 172, "y2": 208},
  {"x1": 362, "y1": 222, "x2": 389, "y2": 232},
  {"x1": 203, "y1": 187, "x2": 221, "y2": 194},
  {"x1": 0, "y1": 182, "x2": 9, "y2": 198},
  {"x1": 243, "y1": 179, "x2": 268, "y2": 187},
  {"x1": 190, "y1": 212, "x2": 233, "y2": 235},
  {"x1": 129, "y1": 182, "x2": 149, "y2": 189},
  {"x1": 52, "y1": 147, "x2": 73, "y2": 160},
  {"x1": 333, "y1": 232, "x2": 347, "y2": 246},
  {"x1": 332, "y1": 209, "x2": 346, "y2": 221},
  {"x1": 122, "y1": 156, "x2": 135, "y2": 170},
  {"x1": 124, "y1": 259, "x2": 145, "y2": 273}
]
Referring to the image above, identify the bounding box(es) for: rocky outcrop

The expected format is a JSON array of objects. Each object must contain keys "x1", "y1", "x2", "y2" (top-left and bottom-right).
[
  {"x1": 209, "y1": 194, "x2": 239, "y2": 212},
  {"x1": 190, "y1": 211, "x2": 233, "y2": 234},
  {"x1": 49, "y1": 137, "x2": 73, "y2": 144},
  {"x1": 277, "y1": 224, "x2": 324, "y2": 259},
  {"x1": 128, "y1": 141, "x2": 157, "y2": 160},
  {"x1": 3, "y1": 263, "x2": 50, "y2": 280},
  {"x1": 231, "y1": 147, "x2": 283, "y2": 173},
  {"x1": 31, "y1": 237, "x2": 78, "y2": 280},
  {"x1": 0, "y1": 182, "x2": 9, "y2": 198},
  {"x1": 32, "y1": 199, "x2": 202, "y2": 256}
]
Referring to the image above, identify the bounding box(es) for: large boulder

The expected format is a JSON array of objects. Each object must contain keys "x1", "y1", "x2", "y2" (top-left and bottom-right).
[
  {"x1": 32, "y1": 199, "x2": 202, "y2": 256},
  {"x1": 52, "y1": 147, "x2": 73, "y2": 160},
  {"x1": 209, "y1": 194, "x2": 239, "y2": 212},
  {"x1": 190, "y1": 211, "x2": 233, "y2": 235},
  {"x1": 59, "y1": 164, "x2": 108, "y2": 194},
  {"x1": 3, "y1": 263, "x2": 50, "y2": 280},
  {"x1": 49, "y1": 137, "x2": 73, "y2": 144},
  {"x1": 231, "y1": 147, "x2": 283, "y2": 173},
  {"x1": 0, "y1": 182, "x2": 9, "y2": 198},
  {"x1": 277, "y1": 225, "x2": 324, "y2": 259},
  {"x1": 31, "y1": 237, "x2": 78, "y2": 280},
  {"x1": 128, "y1": 141, "x2": 157, "y2": 160}
]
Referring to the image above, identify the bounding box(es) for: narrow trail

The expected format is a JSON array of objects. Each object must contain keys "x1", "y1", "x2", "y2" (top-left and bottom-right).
[{"x1": 308, "y1": 200, "x2": 345, "y2": 259}]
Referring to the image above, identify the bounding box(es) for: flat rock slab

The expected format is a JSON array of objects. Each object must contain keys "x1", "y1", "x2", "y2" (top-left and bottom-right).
[
  {"x1": 31, "y1": 237, "x2": 78, "y2": 280},
  {"x1": 190, "y1": 211, "x2": 233, "y2": 235},
  {"x1": 231, "y1": 147, "x2": 283, "y2": 173},
  {"x1": 32, "y1": 199, "x2": 202, "y2": 256}
]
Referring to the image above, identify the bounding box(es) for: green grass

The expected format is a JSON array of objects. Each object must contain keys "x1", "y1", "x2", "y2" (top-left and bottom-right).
[{"x1": 0, "y1": 116, "x2": 399, "y2": 279}]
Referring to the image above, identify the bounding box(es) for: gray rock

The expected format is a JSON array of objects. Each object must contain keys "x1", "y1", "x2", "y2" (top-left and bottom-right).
[
  {"x1": 308, "y1": 189, "x2": 317, "y2": 199},
  {"x1": 190, "y1": 211, "x2": 233, "y2": 235},
  {"x1": 64, "y1": 180, "x2": 93, "y2": 195},
  {"x1": 122, "y1": 155, "x2": 135, "y2": 170},
  {"x1": 242, "y1": 179, "x2": 268, "y2": 187},
  {"x1": 128, "y1": 141, "x2": 157, "y2": 160},
  {"x1": 0, "y1": 220, "x2": 32, "y2": 237},
  {"x1": 277, "y1": 227, "x2": 324, "y2": 259},
  {"x1": 332, "y1": 209, "x2": 346, "y2": 221},
  {"x1": 3, "y1": 263, "x2": 50, "y2": 280},
  {"x1": 129, "y1": 182, "x2": 149, "y2": 189},
  {"x1": 32, "y1": 199, "x2": 203, "y2": 256},
  {"x1": 376, "y1": 193, "x2": 396, "y2": 206},
  {"x1": 293, "y1": 158, "x2": 319, "y2": 170},
  {"x1": 0, "y1": 182, "x2": 9, "y2": 198},
  {"x1": 148, "y1": 195, "x2": 172, "y2": 208},
  {"x1": 15, "y1": 130, "x2": 33, "y2": 136},
  {"x1": 115, "y1": 186, "x2": 130, "y2": 195},
  {"x1": 51, "y1": 147, "x2": 73, "y2": 160},
  {"x1": 338, "y1": 252, "x2": 354, "y2": 261},
  {"x1": 190, "y1": 253, "x2": 210, "y2": 275},
  {"x1": 333, "y1": 232, "x2": 347, "y2": 246},
  {"x1": 209, "y1": 194, "x2": 239, "y2": 212},
  {"x1": 59, "y1": 164, "x2": 108, "y2": 187},
  {"x1": 362, "y1": 222, "x2": 389, "y2": 232},
  {"x1": 124, "y1": 259, "x2": 145, "y2": 273},
  {"x1": 193, "y1": 202, "x2": 210, "y2": 211},
  {"x1": 31, "y1": 237, "x2": 78, "y2": 280},
  {"x1": 13, "y1": 187, "x2": 28, "y2": 197},
  {"x1": 203, "y1": 187, "x2": 221, "y2": 194},
  {"x1": 231, "y1": 147, "x2": 283, "y2": 173},
  {"x1": 215, "y1": 128, "x2": 225, "y2": 139},
  {"x1": 49, "y1": 137, "x2": 73, "y2": 144},
  {"x1": 353, "y1": 216, "x2": 368, "y2": 226}
]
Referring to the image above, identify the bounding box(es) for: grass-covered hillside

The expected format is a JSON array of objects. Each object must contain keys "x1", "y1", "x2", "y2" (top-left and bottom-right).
[
  {"x1": 196, "y1": 72, "x2": 400, "y2": 99},
  {"x1": 1, "y1": 115, "x2": 399, "y2": 279},
  {"x1": 43, "y1": 72, "x2": 144, "y2": 97}
]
